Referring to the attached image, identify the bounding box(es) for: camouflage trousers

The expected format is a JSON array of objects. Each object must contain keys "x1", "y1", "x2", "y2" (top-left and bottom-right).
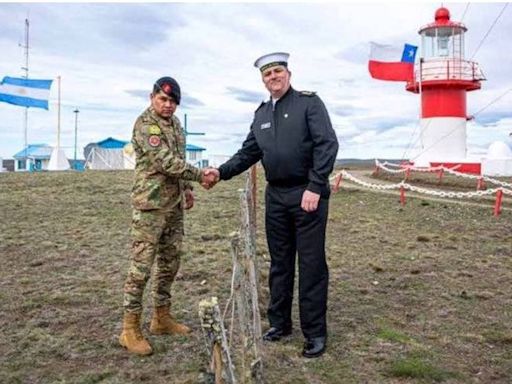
[{"x1": 123, "y1": 206, "x2": 183, "y2": 314}]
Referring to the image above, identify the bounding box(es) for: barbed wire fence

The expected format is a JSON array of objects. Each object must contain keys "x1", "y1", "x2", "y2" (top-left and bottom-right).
[{"x1": 198, "y1": 170, "x2": 264, "y2": 384}]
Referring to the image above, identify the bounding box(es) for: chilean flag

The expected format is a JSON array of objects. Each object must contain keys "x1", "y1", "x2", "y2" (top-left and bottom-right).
[{"x1": 368, "y1": 42, "x2": 417, "y2": 82}]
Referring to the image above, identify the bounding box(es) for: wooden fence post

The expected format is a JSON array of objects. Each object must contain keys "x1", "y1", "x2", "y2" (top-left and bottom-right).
[
  {"x1": 199, "y1": 297, "x2": 237, "y2": 384},
  {"x1": 233, "y1": 181, "x2": 264, "y2": 383},
  {"x1": 249, "y1": 165, "x2": 258, "y2": 232},
  {"x1": 199, "y1": 171, "x2": 264, "y2": 384}
]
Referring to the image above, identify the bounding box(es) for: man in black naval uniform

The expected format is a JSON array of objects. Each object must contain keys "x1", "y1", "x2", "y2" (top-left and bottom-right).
[{"x1": 206, "y1": 52, "x2": 338, "y2": 358}]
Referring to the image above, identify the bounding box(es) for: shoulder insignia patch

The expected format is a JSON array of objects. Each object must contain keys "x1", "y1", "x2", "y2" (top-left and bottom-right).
[
  {"x1": 148, "y1": 135, "x2": 161, "y2": 147},
  {"x1": 300, "y1": 90, "x2": 316, "y2": 96},
  {"x1": 255, "y1": 101, "x2": 266, "y2": 112},
  {"x1": 148, "y1": 125, "x2": 161, "y2": 135}
]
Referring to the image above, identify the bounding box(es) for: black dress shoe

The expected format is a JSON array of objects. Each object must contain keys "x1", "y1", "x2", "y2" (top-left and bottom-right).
[
  {"x1": 262, "y1": 327, "x2": 292, "y2": 342},
  {"x1": 302, "y1": 336, "x2": 327, "y2": 358}
]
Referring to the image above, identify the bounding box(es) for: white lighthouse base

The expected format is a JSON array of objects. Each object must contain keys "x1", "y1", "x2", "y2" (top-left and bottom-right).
[
  {"x1": 418, "y1": 117, "x2": 467, "y2": 161},
  {"x1": 410, "y1": 117, "x2": 481, "y2": 174}
]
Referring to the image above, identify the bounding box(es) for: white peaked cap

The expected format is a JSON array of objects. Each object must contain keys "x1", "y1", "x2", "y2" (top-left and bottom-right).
[{"x1": 254, "y1": 52, "x2": 290, "y2": 72}]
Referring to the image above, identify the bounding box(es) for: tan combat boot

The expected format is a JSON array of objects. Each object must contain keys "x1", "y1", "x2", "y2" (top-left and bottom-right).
[
  {"x1": 119, "y1": 312, "x2": 153, "y2": 355},
  {"x1": 149, "y1": 305, "x2": 192, "y2": 335}
]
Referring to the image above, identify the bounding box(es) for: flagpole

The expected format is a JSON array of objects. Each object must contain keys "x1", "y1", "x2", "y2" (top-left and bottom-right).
[
  {"x1": 21, "y1": 18, "x2": 29, "y2": 168},
  {"x1": 419, "y1": 57, "x2": 424, "y2": 149},
  {"x1": 57, "y1": 75, "x2": 61, "y2": 149},
  {"x1": 73, "y1": 108, "x2": 79, "y2": 168},
  {"x1": 419, "y1": 58, "x2": 423, "y2": 102}
]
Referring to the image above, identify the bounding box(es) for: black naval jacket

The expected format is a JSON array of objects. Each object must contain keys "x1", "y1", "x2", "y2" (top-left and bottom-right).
[{"x1": 219, "y1": 87, "x2": 339, "y2": 196}]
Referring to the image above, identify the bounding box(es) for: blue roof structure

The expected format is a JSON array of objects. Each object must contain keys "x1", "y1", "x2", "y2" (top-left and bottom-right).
[
  {"x1": 95, "y1": 137, "x2": 128, "y2": 149},
  {"x1": 13, "y1": 144, "x2": 53, "y2": 160},
  {"x1": 85, "y1": 137, "x2": 204, "y2": 152},
  {"x1": 186, "y1": 143, "x2": 206, "y2": 152}
]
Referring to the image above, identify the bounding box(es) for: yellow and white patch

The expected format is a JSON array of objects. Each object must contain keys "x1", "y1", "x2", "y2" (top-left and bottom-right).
[{"x1": 148, "y1": 125, "x2": 161, "y2": 135}]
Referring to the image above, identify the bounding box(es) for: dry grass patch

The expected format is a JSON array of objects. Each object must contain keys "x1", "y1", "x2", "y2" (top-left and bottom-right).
[{"x1": 1, "y1": 168, "x2": 511, "y2": 383}]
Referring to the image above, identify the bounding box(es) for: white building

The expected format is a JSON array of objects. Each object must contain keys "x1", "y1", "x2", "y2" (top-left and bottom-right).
[{"x1": 13, "y1": 144, "x2": 53, "y2": 171}]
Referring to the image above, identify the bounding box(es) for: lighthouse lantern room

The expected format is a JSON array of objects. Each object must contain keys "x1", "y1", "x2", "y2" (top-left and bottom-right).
[{"x1": 406, "y1": 7, "x2": 486, "y2": 174}]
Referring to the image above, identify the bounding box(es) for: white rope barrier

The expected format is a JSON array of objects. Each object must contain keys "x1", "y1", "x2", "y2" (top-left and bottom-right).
[
  {"x1": 330, "y1": 169, "x2": 512, "y2": 199},
  {"x1": 374, "y1": 159, "x2": 512, "y2": 188}
]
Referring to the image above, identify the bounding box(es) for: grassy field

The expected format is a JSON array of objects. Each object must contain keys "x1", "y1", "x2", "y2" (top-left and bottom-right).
[{"x1": 0, "y1": 168, "x2": 511, "y2": 384}]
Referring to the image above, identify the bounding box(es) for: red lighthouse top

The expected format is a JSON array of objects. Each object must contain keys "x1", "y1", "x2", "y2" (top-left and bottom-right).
[
  {"x1": 406, "y1": 6, "x2": 484, "y2": 94},
  {"x1": 419, "y1": 7, "x2": 467, "y2": 35},
  {"x1": 435, "y1": 7, "x2": 450, "y2": 22}
]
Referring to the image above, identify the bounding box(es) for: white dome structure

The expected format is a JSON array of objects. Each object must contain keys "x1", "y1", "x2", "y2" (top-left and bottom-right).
[
  {"x1": 487, "y1": 141, "x2": 512, "y2": 159},
  {"x1": 482, "y1": 141, "x2": 512, "y2": 176}
]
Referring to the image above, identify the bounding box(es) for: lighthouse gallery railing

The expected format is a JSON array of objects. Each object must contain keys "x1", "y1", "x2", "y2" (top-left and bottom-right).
[{"x1": 409, "y1": 58, "x2": 486, "y2": 87}]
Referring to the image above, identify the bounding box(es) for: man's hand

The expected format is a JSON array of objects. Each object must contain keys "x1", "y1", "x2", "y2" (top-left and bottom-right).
[
  {"x1": 301, "y1": 190, "x2": 320, "y2": 212},
  {"x1": 201, "y1": 168, "x2": 220, "y2": 189},
  {"x1": 184, "y1": 189, "x2": 194, "y2": 210}
]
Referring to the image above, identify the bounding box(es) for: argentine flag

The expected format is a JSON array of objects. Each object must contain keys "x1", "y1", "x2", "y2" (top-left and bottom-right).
[{"x1": 0, "y1": 76, "x2": 53, "y2": 110}]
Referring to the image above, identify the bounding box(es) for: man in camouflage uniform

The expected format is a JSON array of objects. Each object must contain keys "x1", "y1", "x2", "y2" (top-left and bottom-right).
[{"x1": 119, "y1": 76, "x2": 213, "y2": 355}]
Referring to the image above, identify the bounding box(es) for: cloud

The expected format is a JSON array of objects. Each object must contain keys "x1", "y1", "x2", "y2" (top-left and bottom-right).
[
  {"x1": 329, "y1": 104, "x2": 364, "y2": 118},
  {"x1": 125, "y1": 89, "x2": 149, "y2": 100},
  {"x1": 0, "y1": 3, "x2": 511, "y2": 162},
  {"x1": 474, "y1": 111, "x2": 512, "y2": 125},
  {"x1": 334, "y1": 42, "x2": 370, "y2": 64},
  {"x1": 124, "y1": 89, "x2": 205, "y2": 108},
  {"x1": 97, "y1": 4, "x2": 183, "y2": 50},
  {"x1": 225, "y1": 87, "x2": 265, "y2": 104},
  {"x1": 182, "y1": 95, "x2": 205, "y2": 108}
]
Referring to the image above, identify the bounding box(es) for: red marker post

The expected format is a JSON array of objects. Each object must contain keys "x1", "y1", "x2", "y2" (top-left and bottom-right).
[
  {"x1": 437, "y1": 168, "x2": 444, "y2": 184},
  {"x1": 494, "y1": 189, "x2": 503, "y2": 217},
  {"x1": 476, "y1": 177, "x2": 486, "y2": 191},
  {"x1": 400, "y1": 185, "x2": 406, "y2": 206},
  {"x1": 332, "y1": 173, "x2": 343, "y2": 193}
]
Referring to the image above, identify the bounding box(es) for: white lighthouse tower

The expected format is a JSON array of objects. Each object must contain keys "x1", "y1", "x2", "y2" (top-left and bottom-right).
[{"x1": 406, "y1": 7, "x2": 486, "y2": 174}]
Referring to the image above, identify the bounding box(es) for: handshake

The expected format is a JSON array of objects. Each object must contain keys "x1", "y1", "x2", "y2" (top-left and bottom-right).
[{"x1": 200, "y1": 168, "x2": 220, "y2": 189}]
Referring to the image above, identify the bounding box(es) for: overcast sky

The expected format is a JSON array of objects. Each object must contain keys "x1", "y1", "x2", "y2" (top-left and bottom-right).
[{"x1": 0, "y1": 2, "x2": 511, "y2": 161}]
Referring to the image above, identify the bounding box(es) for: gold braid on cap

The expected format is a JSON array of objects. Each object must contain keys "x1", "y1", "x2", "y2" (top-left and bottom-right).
[{"x1": 260, "y1": 61, "x2": 288, "y2": 73}]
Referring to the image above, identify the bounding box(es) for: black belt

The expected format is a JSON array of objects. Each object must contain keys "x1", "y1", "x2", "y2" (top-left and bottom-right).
[{"x1": 268, "y1": 178, "x2": 308, "y2": 188}]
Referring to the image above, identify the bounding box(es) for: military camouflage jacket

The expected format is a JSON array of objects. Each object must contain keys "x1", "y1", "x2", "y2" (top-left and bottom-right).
[{"x1": 131, "y1": 107, "x2": 202, "y2": 211}]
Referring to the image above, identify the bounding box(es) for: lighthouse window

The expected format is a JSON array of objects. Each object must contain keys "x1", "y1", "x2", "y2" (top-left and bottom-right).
[{"x1": 438, "y1": 36, "x2": 449, "y2": 57}]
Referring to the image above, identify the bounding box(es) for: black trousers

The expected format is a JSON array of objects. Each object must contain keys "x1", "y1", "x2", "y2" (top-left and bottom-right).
[{"x1": 265, "y1": 184, "x2": 329, "y2": 338}]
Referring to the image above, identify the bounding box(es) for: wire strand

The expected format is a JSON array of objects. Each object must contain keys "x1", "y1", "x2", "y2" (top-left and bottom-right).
[
  {"x1": 470, "y1": 3, "x2": 509, "y2": 60},
  {"x1": 460, "y1": 3, "x2": 470, "y2": 23},
  {"x1": 472, "y1": 87, "x2": 512, "y2": 119}
]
